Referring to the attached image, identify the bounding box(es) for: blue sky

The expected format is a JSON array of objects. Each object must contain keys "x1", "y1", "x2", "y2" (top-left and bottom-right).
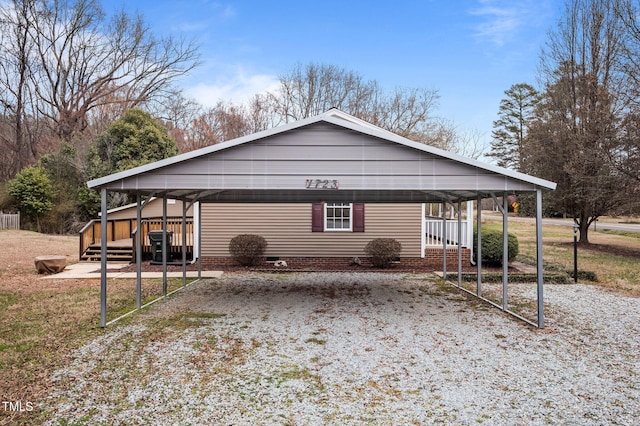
[{"x1": 108, "y1": 0, "x2": 560, "y2": 151}]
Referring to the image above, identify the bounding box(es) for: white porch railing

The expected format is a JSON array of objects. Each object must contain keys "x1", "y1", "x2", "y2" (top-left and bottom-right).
[
  {"x1": 423, "y1": 201, "x2": 474, "y2": 250},
  {"x1": 424, "y1": 218, "x2": 471, "y2": 247}
]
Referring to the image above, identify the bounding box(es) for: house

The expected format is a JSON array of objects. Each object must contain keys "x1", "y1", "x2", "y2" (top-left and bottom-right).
[
  {"x1": 82, "y1": 196, "x2": 473, "y2": 268},
  {"x1": 81, "y1": 109, "x2": 480, "y2": 268},
  {"x1": 200, "y1": 201, "x2": 473, "y2": 269}
]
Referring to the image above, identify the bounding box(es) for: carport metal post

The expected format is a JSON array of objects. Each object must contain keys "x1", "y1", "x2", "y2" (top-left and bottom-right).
[
  {"x1": 162, "y1": 197, "x2": 168, "y2": 296},
  {"x1": 442, "y1": 203, "x2": 448, "y2": 280},
  {"x1": 502, "y1": 192, "x2": 509, "y2": 311},
  {"x1": 457, "y1": 200, "x2": 462, "y2": 288},
  {"x1": 182, "y1": 200, "x2": 187, "y2": 287},
  {"x1": 136, "y1": 195, "x2": 142, "y2": 309},
  {"x1": 100, "y1": 188, "x2": 107, "y2": 328},
  {"x1": 476, "y1": 194, "x2": 482, "y2": 297},
  {"x1": 536, "y1": 189, "x2": 545, "y2": 328},
  {"x1": 197, "y1": 202, "x2": 202, "y2": 279}
]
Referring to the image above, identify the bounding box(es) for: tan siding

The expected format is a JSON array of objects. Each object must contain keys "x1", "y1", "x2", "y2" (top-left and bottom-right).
[
  {"x1": 201, "y1": 203, "x2": 422, "y2": 258},
  {"x1": 107, "y1": 199, "x2": 193, "y2": 220}
]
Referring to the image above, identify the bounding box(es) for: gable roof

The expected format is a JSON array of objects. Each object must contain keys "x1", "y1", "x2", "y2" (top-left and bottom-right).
[{"x1": 87, "y1": 109, "x2": 555, "y2": 204}]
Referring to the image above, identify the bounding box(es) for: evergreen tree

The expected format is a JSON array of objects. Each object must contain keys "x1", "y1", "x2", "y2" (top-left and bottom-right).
[
  {"x1": 88, "y1": 108, "x2": 178, "y2": 178},
  {"x1": 488, "y1": 83, "x2": 539, "y2": 170},
  {"x1": 83, "y1": 108, "x2": 178, "y2": 212}
]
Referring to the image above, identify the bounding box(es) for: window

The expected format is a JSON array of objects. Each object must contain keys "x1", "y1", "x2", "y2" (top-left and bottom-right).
[
  {"x1": 325, "y1": 203, "x2": 352, "y2": 231},
  {"x1": 312, "y1": 203, "x2": 364, "y2": 233}
]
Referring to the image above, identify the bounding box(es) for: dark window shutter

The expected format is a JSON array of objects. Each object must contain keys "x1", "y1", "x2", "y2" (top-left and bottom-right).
[
  {"x1": 312, "y1": 203, "x2": 324, "y2": 232},
  {"x1": 353, "y1": 203, "x2": 365, "y2": 232}
]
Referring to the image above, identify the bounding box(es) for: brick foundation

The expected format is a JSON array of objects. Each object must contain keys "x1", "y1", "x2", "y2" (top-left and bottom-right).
[
  {"x1": 424, "y1": 248, "x2": 471, "y2": 268},
  {"x1": 202, "y1": 249, "x2": 471, "y2": 271}
]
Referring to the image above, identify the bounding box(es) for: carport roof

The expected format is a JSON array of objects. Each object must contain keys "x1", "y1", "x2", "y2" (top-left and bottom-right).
[{"x1": 87, "y1": 109, "x2": 556, "y2": 204}]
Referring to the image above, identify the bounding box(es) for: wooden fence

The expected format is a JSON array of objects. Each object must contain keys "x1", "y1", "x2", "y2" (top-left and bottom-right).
[{"x1": 0, "y1": 212, "x2": 20, "y2": 230}]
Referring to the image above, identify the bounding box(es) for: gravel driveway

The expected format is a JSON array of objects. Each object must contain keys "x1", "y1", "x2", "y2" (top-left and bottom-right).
[{"x1": 45, "y1": 273, "x2": 639, "y2": 425}]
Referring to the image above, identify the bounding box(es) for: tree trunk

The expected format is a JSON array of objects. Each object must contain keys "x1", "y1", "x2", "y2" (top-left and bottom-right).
[{"x1": 579, "y1": 221, "x2": 590, "y2": 243}]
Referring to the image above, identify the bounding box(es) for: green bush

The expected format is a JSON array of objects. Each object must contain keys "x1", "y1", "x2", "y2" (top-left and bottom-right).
[
  {"x1": 364, "y1": 238, "x2": 402, "y2": 268},
  {"x1": 473, "y1": 230, "x2": 519, "y2": 266},
  {"x1": 448, "y1": 272, "x2": 570, "y2": 284},
  {"x1": 228, "y1": 234, "x2": 268, "y2": 266},
  {"x1": 7, "y1": 165, "x2": 55, "y2": 232},
  {"x1": 568, "y1": 269, "x2": 599, "y2": 282}
]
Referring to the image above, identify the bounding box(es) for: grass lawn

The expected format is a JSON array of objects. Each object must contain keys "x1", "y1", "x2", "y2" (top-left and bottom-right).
[
  {"x1": 0, "y1": 230, "x2": 194, "y2": 425},
  {"x1": 481, "y1": 218, "x2": 640, "y2": 296}
]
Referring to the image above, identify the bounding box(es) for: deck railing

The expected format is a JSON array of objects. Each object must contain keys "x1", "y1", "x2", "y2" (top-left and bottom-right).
[
  {"x1": 79, "y1": 216, "x2": 194, "y2": 260},
  {"x1": 424, "y1": 216, "x2": 473, "y2": 248},
  {"x1": 132, "y1": 218, "x2": 195, "y2": 260}
]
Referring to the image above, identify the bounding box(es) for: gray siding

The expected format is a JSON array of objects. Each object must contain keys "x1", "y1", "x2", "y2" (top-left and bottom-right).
[
  {"x1": 108, "y1": 122, "x2": 544, "y2": 194},
  {"x1": 201, "y1": 203, "x2": 422, "y2": 258}
]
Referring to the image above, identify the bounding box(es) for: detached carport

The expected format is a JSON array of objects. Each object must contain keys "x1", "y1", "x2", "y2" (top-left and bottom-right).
[{"x1": 87, "y1": 109, "x2": 556, "y2": 328}]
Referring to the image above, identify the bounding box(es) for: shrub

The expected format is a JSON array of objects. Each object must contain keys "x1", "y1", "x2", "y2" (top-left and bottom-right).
[
  {"x1": 364, "y1": 238, "x2": 402, "y2": 268},
  {"x1": 568, "y1": 269, "x2": 599, "y2": 282},
  {"x1": 228, "y1": 234, "x2": 267, "y2": 266},
  {"x1": 473, "y1": 230, "x2": 519, "y2": 266},
  {"x1": 447, "y1": 272, "x2": 570, "y2": 284},
  {"x1": 7, "y1": 165, "x2": 54, "y2": 232}
]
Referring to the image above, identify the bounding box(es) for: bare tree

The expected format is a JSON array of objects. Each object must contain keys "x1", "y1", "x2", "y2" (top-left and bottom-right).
[
  {"x1": 25, "y1": 0, "x2": 200, "y2": 142},
  {"x1": 0, "y1": 0, "x2": 199, "y2": 181},
  {"x1": 526, "y1": 0, "x2": 629, "y2": 242},
  {"x1": 614, "y1": 0, "x2": 640, "y2": 105},
  {"x1": 156, "y1": 89, "x2": 202, "y2": 131},
  {"x1": 273, "y1": 62, "x2": 445, "y2": 147},
  {"x1": 152, "y1": 89, "x2": 202, "y2": 151},
  {"x1": 371, "y1": 86, "x2": 441, "y2": 144},
  {"x1": 274, "y1": 63, "x2": 377, "y2": 122},
  {"x1": 245, "y1": 93, "x2": 281, "y2": 133},
  {"x1": 452, "y1": 126, "x2": 487, "y2": 159},
  {"x1": 608, "y1": 0, "x2": 640, "y2": 182},
  {"x1": 175, "y1": 102, "x2": 252, "y2": 152},
  {"x1": 0, "y1": 0, "x2": 40, "y2": 180}
]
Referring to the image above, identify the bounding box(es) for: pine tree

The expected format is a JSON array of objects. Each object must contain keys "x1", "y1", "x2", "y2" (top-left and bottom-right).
[{"x1": 488, "y1": 83, "x2": 539, "y2": 170}]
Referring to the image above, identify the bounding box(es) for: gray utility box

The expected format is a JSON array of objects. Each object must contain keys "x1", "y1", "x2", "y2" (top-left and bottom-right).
[{"x1": 148, "y1": 230, "x2": 173, "y2": 262}]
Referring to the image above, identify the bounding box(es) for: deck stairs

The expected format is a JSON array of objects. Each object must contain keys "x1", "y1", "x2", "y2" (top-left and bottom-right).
[{"x1": 80, "y1": 240, "x2": 134, "y2": 262}]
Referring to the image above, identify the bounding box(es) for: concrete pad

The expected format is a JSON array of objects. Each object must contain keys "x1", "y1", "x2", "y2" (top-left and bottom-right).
[{"x1": 40, "y1": 262, "x2": 223, "y2": 279}]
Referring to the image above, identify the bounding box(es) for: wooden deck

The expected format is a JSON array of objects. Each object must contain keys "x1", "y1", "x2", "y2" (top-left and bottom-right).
[
  {"x1": 79, "y1": 216, "x2": 195, "y2": 262},
  {"x1": 82, "y1": 237, "x2": 194, "y2": 262}
]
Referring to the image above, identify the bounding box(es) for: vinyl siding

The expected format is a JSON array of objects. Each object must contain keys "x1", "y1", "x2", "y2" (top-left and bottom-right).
[
  {"x1": 201, "y1": 203, "x2": 422, "y2": 258},
  {"x1": 99, "y1": 122, "x2": 548, "y2": 197},
  {"x1": 106, "y1": 199, "x2": 193, "y2": 220}
]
